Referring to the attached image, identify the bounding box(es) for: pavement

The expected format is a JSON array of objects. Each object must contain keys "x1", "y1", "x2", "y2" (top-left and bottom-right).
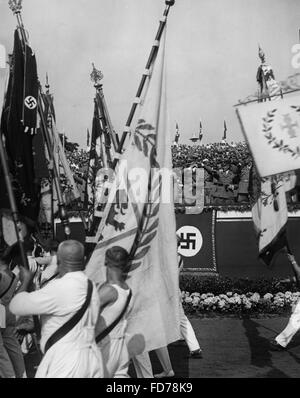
[{"x1": 25, "y1": 316, "x2": 300, "y2": 378}]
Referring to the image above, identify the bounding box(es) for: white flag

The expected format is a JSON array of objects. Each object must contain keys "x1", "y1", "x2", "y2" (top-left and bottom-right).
[
  {"x1": 237, "y1": 94, "x2": 300, "y2": 177},
  {"x1": 85, "y1": 27, "x2": 181, "y2": 356}
]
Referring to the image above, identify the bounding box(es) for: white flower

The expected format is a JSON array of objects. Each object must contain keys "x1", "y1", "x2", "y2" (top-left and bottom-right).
[
  {"x1": 201, "y1": 294, "x2": 208, "y2": 300},
  {"x1": 185, "y1": 297, "x2": 193, "y2": 304},
  {"x1": 250, "y1": 293, "x2": 260, "y2": 303},
  {"x1": 226, "y1": 292, "x2": 233, "y2": 297},
  {"x1": 218, "y1": 299, "x2": 226, "y2": 309},
  {"x1": 263, "y1": 293, "x2": 273, "y2": 300},
  {"x1": 219, "y1": 294, "x2": 228, "y2": 300},
  {"x1": 192, "y1": 297, "x2": 200, "y2": 306},
  {"x1": 206, "y1": 293, "x2": 214, "y2": 298}
]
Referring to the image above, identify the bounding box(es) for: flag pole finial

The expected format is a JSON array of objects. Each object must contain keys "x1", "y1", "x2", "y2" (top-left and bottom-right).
[
  {"x1": 90, "y1": 63, "x2": 104, "y2": 89},
  {"x1": 45, "y1": 73, "x2": 50, "y2": 93},
  {"x1": 8, "y1": 0, "x2": 22, "y2": 14},
  {"x1": 165, "y1": 0, "x2": 175, "y2": 6}
]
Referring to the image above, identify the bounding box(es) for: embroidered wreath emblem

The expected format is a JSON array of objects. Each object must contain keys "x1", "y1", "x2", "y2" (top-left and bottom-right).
[{"x1": 262, "y1": 106, "x2": 300, "y2": 159}]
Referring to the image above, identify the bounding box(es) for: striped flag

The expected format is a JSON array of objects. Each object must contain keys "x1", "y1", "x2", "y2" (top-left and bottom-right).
[{"x1": 85, "y1": 27, "x2": 181, "y2": 356}]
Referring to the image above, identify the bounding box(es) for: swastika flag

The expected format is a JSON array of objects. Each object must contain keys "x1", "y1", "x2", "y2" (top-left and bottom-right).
[{"x1": 236, "y1": 94, "x2": 300, "y2": 177}]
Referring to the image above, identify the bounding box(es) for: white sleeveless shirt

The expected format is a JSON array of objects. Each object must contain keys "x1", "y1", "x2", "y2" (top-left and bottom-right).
[{"x1": 100, "y1": 284, "x2": 131, "y2": 340}]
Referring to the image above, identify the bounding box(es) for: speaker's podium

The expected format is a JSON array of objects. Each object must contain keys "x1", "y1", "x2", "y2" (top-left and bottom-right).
[{"x1": 55, "y1": 218, "x2": 86, "y2": 244}]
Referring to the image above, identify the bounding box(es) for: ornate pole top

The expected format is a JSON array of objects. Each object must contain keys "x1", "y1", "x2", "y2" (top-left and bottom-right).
[
  {"x1": 8, "y1": 0, "x2": 23, "y2": 14},
  {"x1": 45, "y1": 73, "x2": 50, "y2": 93},
  {"x1": 258, "y1": 44, "x2": 266, "y2": 64},
  {"x1": 90, "y1": 63, "x2": 104, "y2": 88},
  {"x1": 165, "y1": 0, "x2": 175, "y2": 6}
]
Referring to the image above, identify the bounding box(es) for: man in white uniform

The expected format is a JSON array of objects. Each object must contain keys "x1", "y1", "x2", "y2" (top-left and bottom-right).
[
  {"x1": 10, "y1": 240, "x2": 103, "y2": 378},
  {"x1": 96, "y1": 246, "x2": 132, "y2": 378},
  {"x1": 270, "y1": 253, "x2": 300, "y2": 350}
]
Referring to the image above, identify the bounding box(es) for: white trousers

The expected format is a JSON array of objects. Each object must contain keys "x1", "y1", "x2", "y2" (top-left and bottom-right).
[
  {"x1": 100, "y1": 336, "x2": 130, "y2": 378},
  {"x1": 132, "y1": 352, "x2": 154, "y2": 378},
  {"x1": 276, "y1": 300, "x2": 300, "y2": 347},
  {"x1": 179, "y1": 302, "x2": 201, "y2": 352}
]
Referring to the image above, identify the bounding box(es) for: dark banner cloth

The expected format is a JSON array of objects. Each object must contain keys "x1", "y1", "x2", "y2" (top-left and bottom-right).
[
  {"x1": 0, "y1": 30, "x2": 40, "y2": 224},
  {"x1": 176, "y1": 210, "x2": 217, "y2": 272}
]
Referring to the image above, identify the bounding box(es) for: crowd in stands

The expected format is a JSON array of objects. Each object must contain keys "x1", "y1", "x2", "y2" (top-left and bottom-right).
[
  {"x1": 64, "y1": 142, "x2": 300, "y2": 208},
  {"x1": 172, "y1": 142, "x2": 252, "y2": 205}
]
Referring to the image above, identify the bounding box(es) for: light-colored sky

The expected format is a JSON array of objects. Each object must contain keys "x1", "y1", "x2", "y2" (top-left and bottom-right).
[{"x1": 0, "y1": 0, "x2": 300, "y2": 148}]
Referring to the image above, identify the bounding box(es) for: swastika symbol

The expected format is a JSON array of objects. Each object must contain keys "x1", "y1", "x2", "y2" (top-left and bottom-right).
[
  {"x1": 24, "y1": 96, "x2": 37, "y2": 110},
  {"x1": 180, "y1": 232, "x2": 196, "y2": 250},
  {"x1": 177, "y1": 226, "x2": 203, "y2": 257}
]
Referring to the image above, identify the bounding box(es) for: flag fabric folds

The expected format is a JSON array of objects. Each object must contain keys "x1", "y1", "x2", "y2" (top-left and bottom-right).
[
  {"x1": 85, "y1": 27, "x2": 181, "y2": 356},
  {"x1": 237, "y1": 94, "x2": 300, "y2": 177},
  {"x1": 0, "y1": 29, "x2": 40, "y2": 225},
  {"x1": 238, "y1": 52, "x2": 297, "y2": 267},
  {"x1": 249, "y1": 166, "x2": 296, "y2": 266}
]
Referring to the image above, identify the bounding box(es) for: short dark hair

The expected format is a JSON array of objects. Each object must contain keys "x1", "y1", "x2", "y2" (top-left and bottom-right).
[{"x1": 105, "y1": 246, "x2": 129, "y2": 270}]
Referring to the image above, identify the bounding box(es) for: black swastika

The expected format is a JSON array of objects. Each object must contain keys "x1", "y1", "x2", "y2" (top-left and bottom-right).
[
  {"x1": 180, "y1": 232, "x2": 197, "y2": 250},
  {"x1": 24, "y1": 96, "x2": 37, "y2": 110}
]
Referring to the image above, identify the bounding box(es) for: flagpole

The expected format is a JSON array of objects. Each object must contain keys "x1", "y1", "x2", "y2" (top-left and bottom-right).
[
  {"x1": 114, "y1": 0, "x2": 175, "y2": 164},
  {"x1": 0, "y1": 133, "x2": 29, "y2": 269},
  {"x1": 85, "y1": 0, "x2": 175, "y2": 245}
]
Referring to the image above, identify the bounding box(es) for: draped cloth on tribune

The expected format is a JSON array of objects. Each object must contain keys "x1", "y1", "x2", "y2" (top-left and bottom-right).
[
  {"x1": 85, "y1": 27, "x2": 181, "y2": 356},
  {"x1": 238, "y1": 52, "x2": 297, "y2": 266}
]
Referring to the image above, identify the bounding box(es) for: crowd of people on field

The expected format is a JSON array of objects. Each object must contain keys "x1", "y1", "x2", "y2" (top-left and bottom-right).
[{"x1": 0, "y1": 233, "x2": 202, "y2": 378}]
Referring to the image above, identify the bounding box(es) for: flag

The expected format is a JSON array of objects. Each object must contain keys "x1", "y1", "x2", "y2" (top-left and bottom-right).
[
  {"x1": 223, "y1": 120, "x2": 227, "y2": 141},
  {"x1": 0, "y1": 30, "x2": 40, "y2": 225},
  {"x1": 199, "y1": 121, "x2": 203, "y2": 142},
  {"x1": 85, "y1": 27, "x2": 181, "y2": 357},
  {"x1": 249, "y1": 165, "x2": 296, "y2": 265},
  {"x1": 176, "y1": 210, "x2": 217, "y2": 271},
  {"x1": 41, "y1": 90, "x2": 80, "y2": 204},
  {"x1": 174, "y1": 122, "x2": 180, "y2": 145},
  {"x1": 239, "y1": 48, "x2": 296, "y2": 266},
  {"x1": 87, "y1": 128, "x2": 90, "y2": 148},
  {"x1": 236, "y1": 94, "x2": 300, "y2": 177},
  {"x1": 85, "y1": 100, "x2": 106, "y2": 230}
]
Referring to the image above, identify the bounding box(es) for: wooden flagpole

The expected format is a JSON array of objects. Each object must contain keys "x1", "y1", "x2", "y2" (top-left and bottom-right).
[
  {"x1": 0, "y1": 133, "x2": 29, "y2": 269},
  {"x1": 85, "y1": 0, "x2": 175, "y2": 244},
  {"x1": 114, "y1": 0, "x2": 175, "y2": 165}
]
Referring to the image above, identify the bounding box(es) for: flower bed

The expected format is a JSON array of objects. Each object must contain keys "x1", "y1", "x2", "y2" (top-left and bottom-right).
[{"x1": 182, "y1": 291, "x2": 300, "y2": 316}]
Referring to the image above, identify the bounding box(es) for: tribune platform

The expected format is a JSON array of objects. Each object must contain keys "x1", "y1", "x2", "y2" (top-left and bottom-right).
[{"x1": 55, "y1": 211, "x2": 300, "y2": 280}]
